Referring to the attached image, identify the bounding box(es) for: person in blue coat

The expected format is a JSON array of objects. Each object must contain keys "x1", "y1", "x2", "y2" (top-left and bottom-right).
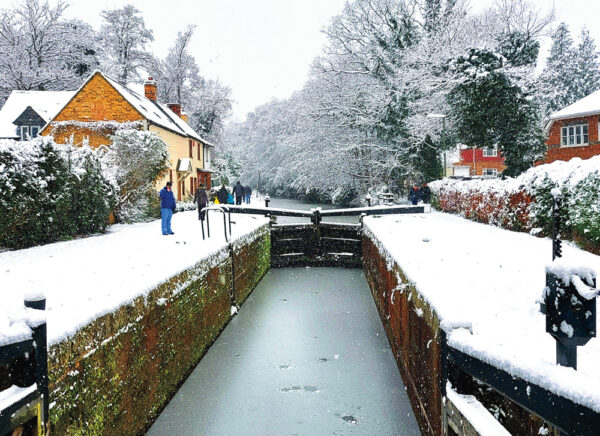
[
  {"x1": 159, "y1": 182, "x2": 176, "y2": 235},
  {"x1": 408, "y1": 185, "x2": 420, "y2": 205}
]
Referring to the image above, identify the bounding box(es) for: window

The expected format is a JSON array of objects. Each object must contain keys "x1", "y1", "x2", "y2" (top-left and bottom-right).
[
  {"x1": 189, "y1": 140, "x2": 193, "y2": 158},
  {"x1": 30, "y1": 126, "x2": 40, "y2": 138},
  {"x1": 561, "y1": 124, "x2": 588, "y2": 147},
  {"x1": 482, "y1": 146, "x2": 497, "y2": 157},
  {"x1": 19, "y1": 126, "x2": 30, "y2": 141},
  {"x1": 197, "y1": 142, "x2": 201, "y2": 160},
  {"x1": 482, "y1": 168, "x2": 498, "y2": 177},
  {"x1": 169, "y1": 170, "x2": 173, "y2": 183},
  {"x1": 190, "y1": 177, "x2": 194, "y2": 194}
]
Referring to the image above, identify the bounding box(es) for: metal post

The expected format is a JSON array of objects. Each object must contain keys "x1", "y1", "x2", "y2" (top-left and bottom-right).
[
  {"x1": 556, "y1": 341, "x2": 577, "y2": 370},
  {"x1": 201, "y1": 218, "x2": 205, "y2": 240},
  {"x1": 206, "y1": 210, "x2": 210, "y2": 238},
  {"x1": 552, "y1": 192, "x2": 562, "y2": 261},
  {"x1": 24, "y1": 296, "x2": 48, "y2": 434}
]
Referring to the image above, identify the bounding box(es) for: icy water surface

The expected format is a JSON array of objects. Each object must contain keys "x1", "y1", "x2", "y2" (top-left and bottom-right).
[{"x1": 147, "y1": 268, "x2": 420, "y2": 435}]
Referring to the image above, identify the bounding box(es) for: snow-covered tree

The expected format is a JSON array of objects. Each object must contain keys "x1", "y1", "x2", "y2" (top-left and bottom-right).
[
  {"x1": 0, "y1": 0, "x2": 98, "y2": 100},
  {"x1": 538, "y1": 23, "x2": 576, "y2": 117},
  {"x1": 101, "y1": 130, "x2": 169, "y2": 223},
  {"x1": 99, "y1": 5, "x2": 154, "y2": 83},
  {"x1": 573, "y1": 28, "x2": 600, "y2": 101}
]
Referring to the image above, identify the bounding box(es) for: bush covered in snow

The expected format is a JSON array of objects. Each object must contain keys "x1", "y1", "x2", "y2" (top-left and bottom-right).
[
  {"x1": 101, "y1": 129, "x2": 170, "y2": 223},
  {"x1": 430, "y1": 156, "x2": 600, "y2": 253},
  {"x1": 0, "y1": 137, "x2": 115, "y2": 249}
]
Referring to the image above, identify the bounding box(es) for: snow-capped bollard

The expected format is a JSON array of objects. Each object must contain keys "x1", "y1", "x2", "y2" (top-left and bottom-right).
[
  {"x1": 264, "y1": 195, "x2": 270, "y2": 208},
  {"x1": 544, "y1": 260, "x2": 598, "y2": 370},
  {"x1": 365, "y1": 194, "x2": 372, "y2": 207},
  {"x1": 24, "y1": 292, "x2": 46, "y2": 310}
]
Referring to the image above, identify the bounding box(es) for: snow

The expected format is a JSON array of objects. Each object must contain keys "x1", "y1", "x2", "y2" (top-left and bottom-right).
[
  {"x1": 446, "y1": 384, "x2": 511, "y2": 436},
  {"x1": 0, "y1": 211, "x2": 268, "y2": 346},
  {"x1": 550, "y1": 88, "x2": 600, "y2": 121},
  {"x1": 0, "y1": 384, "x2": 37, "y2": 412},
  {"x1": 0, "y1": 90, "x2": 73, "y2": 138},
  {"x1": 364, "y1": 211, "x2": 600, "y2": 412}
]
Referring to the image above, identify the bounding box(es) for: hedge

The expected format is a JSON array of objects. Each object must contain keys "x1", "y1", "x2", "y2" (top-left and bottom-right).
[{"x1": 430, "y1": 156, "x2": 600, "y2": 254}]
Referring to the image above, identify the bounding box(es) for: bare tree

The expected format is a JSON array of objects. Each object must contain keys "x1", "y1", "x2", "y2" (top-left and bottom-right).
[
  {"x1": 0, "y1": 0, "x2": 98, "y2": 99},
  {"x1": 99, "y1": 4, "x2": 153, "y2": 83}
]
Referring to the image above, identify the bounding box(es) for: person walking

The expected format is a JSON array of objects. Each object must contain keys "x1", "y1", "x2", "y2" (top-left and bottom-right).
[
  {"x1": 159, "y1": 182, "x2": 176, "y2": 235},
  {"x1": 194, "y1": 183, "x2": 208, "y2": 220},
  {"x1": 408, "y1": 185, "x2": 420, "y2": 205},
  {"x1": 217, "y1": 184, "x2": 228, "y2": 204},
  {"x1": 419, "y1": 183, "x2": 431, "y2": 204},
  {"x1": 244, "y1": 185, "x2": 252, "y2": 204},
  {"x1": 233, "y1": 181, "x2": 244, "y2": 205}
]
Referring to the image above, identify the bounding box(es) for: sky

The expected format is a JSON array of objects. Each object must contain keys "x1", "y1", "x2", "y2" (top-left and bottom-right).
[{"x1": 62, "y1": 0, "x2": 600, "y2": 121}]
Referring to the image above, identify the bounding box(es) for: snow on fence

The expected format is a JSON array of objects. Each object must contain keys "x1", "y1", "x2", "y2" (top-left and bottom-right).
[{"x1": 430, "y1": 155, "x2": 600, "y2": 254}]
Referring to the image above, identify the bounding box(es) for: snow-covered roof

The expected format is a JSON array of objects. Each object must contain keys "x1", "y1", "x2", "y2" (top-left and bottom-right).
[
  {"x1": 0, "y1": 90, "x2": 73, "y2": 138},
  {"x1": 550, "y1": 89, "x2": 600, "y2": 121},
  {"x1": 44, "y1": 70, "x2": 213, "y2": 145}
]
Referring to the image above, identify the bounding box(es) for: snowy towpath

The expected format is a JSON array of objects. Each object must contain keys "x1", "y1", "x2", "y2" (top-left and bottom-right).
[
  {"x1": 0, "y1": 211, "x2": 269, "y2": 345},
  {"x1": 364, "y1": 212, "x2": 600, "y2": 413}
]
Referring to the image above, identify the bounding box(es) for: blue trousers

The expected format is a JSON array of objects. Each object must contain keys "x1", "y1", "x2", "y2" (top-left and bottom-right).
[{"x1": 161, "y1": 208, "x2": 173, "y2": 234}]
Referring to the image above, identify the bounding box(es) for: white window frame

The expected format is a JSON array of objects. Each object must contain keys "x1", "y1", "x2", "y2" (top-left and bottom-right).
[
  {"x1": 19, "y1": 126, "x2": 30, "y2": 140},
  {"x1": 561, "y1": 123, "x2": 588, "y2": 147},
  {"x1": 482, "y1": 146, "x2": 498, "y2": 157},
  {"x1": 482, "y1": 168, "x2": 498, "y2": 177}
]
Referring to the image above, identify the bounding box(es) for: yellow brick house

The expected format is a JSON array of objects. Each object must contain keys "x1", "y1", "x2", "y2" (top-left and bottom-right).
[{"x1": 41, "y1": 70, "x2": 213, "y2": 201}]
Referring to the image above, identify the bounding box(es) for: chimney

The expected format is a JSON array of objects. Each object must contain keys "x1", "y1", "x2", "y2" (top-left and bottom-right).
[
  {"x1": 180, "y1": 111, "x2": 189, "y2": 123},
  {"x1": 144, "y1": 77, "x2": 157, "y2": 101},
  {"x1": 167, "y1": 103, "x2": 181, "y2": 117}
]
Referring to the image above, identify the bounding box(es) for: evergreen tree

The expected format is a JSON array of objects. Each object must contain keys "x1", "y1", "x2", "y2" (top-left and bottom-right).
[
  {"x1": 538, "y1": 23, "x2": 576, "y2": 117},
  {"x1": 448, "y1": 48, "x2": 544, "y2": 177},
  {"x1": 573, "y1": 28, "x2": 600, "y2": 100},
  {"x1": 417, "y1": 135, "x2": 443, "y2": 182}
]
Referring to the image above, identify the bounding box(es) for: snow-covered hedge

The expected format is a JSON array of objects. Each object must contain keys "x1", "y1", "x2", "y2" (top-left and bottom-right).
[
  {"x1": 430, "y1": 156, "x2": 600, "y2": 253},
  {"x1": 0, "y1": 137, "x2": 116, "y2": 249}
]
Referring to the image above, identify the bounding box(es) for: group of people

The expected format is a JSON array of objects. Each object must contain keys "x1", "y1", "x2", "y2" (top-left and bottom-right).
[
  {"x1": 158, "y1": 180, "x2": 252, "y2": 235},
  {"x1": 215, "y1": 181, "x2": 252, "y2": 206},
  {"x1": 408, "y1": 183, "x2": 431, "y2": 205}
]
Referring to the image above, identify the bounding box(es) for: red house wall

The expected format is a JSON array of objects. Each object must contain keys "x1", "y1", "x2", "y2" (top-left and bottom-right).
[
  {"x1": 544, "y1": 115, "x2": 600, "y2": 164},
  {"x1": 455, "y1": 148, "x2": 506, "y2": 175}
]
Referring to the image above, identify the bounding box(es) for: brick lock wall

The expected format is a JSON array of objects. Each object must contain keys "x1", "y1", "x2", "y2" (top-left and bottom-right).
[
  {"x1": 43, "y1": 73, "x2": 144, "y2": 148},
  {"x1": 544, "y1": 115, "x2": 600, "y2": 164}
]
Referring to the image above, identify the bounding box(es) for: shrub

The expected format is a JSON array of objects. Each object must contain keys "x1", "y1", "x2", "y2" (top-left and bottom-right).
[
  {"x1": 102, "y1": 130, "x2": 169, "y2": 223},
  {"x1": 0, "y1": 138, "x2": 115, "y2": 249}
]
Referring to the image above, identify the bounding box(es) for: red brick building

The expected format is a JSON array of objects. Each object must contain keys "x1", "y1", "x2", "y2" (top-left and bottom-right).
[
  {"x1": 544, "y1": 90, "x2": 600, "y2": 164},
  {"x1": 453, "y1": 146, "x2": 506, "y2": 177}
]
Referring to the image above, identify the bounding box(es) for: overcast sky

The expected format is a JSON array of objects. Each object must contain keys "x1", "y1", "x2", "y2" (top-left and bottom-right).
[{"x1": 63, "y1": 0, "x2": 600, "y2": 121}]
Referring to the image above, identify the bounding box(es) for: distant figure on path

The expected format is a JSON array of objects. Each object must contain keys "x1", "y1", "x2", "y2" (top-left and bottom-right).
[
  {"x1": 217, "y1": 184, "x2": 228, "y2": 204},
  {"x1": 244, "y1": 185, "x2": 252, "y2": 204},
  {"x1": 233, "y1": 181, "x2": 244, "y2": 205},
  {"x1": 408, "y1": 185, "x2": 420, "y2": 205},
  {"x1": 159, "y1": 181, "x2": 176, "y2": 235},
  {"x1": 194, "y1": 183, "x2": 208, "y2": 221},
  {"x1": 419, "y1": 183, "x2": 431, "y2": 204}
]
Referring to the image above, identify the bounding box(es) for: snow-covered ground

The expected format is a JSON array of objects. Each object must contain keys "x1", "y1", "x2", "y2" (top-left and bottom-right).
[
  {"x1": 364, "y1": 212, "x2": 600, "y2": 413},
  {"x1": 0, "y1": 211, "x2": 269, "y2": 346}
]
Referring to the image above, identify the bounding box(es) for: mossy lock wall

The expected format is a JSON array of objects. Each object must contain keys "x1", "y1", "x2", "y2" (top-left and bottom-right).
[{"x1": 47, "y1": 226, "x2": 270, "y2": 435}]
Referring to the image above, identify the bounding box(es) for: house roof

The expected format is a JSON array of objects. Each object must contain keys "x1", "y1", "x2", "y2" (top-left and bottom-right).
[
  {"x1": 0, "y1": 90, "x2": 73, "y2": 138},
  {"x1": 550, "y1": 89, "x2": 600, "y2": 121}
]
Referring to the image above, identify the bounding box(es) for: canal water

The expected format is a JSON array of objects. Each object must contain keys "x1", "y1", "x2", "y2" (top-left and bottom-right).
[{"x1": 147, "y1": 268, "x2": 420, "y2": 435}]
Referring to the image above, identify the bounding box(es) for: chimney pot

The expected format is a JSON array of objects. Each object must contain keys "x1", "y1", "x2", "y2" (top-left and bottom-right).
[
  {"x1": 167, "y1": 103, "x2": 182, "y2": 117},
  {"x1": 144, "y1": 77, "x2": 157, "y2": 101}
]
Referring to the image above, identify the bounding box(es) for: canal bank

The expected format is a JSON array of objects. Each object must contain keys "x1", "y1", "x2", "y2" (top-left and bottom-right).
[{"x1": 147, "y1": 267, "x2": 420, "y2": 435}]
